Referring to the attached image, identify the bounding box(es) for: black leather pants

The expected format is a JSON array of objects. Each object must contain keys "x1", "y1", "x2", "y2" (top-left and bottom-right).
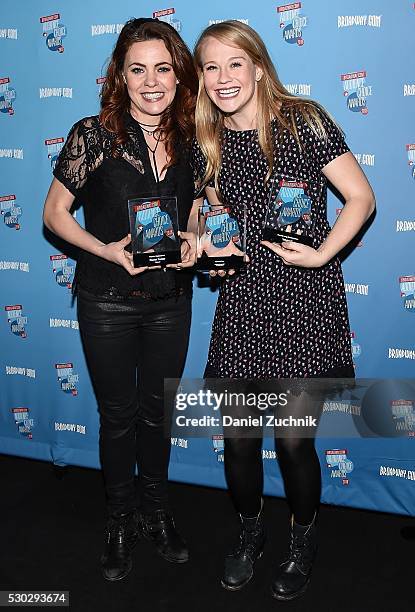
[{"x1": 77, "y1": 287, "x2": 191, "y2": 516}]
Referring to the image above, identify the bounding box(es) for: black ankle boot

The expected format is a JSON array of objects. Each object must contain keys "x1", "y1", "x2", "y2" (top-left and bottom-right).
[
  {"x1": 101, "y1": 509, "x2": 140, "y2": 581},
  {"x1": 221, "y1": 505, "x2": 265, "y2": 591},
  {"x1": 271, "y1": 513, "x2": 317, "y2": 600},
  {"x1": 139, "y1": 510, "x2": 189, "y2": 563}
]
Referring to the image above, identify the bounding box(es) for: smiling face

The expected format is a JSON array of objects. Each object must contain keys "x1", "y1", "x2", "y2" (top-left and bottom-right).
[
  {"x1": 123, "y1": 39, "x2": 178, "y2": 123},
  {"x1": 199, "y1": 36, "x2": 262, "y2": 127}
]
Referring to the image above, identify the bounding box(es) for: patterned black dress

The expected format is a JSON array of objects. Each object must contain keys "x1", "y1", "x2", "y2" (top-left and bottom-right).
[{"x1": 192, "y1": 106, "x2": 354, "y2": 379}]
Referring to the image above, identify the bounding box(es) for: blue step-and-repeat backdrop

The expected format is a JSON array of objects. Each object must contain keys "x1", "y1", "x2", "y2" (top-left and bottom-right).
[{"x1": 1, "y1": 1, "x2": 414, "y2": 515}]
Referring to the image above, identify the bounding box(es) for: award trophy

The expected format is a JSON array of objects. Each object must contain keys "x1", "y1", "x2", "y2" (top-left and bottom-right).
[
  {"x1": 196, "y1": 204, "x2": 247, "y2": 270},
  {"x1": 262, "y1": 178, "x2": 314, "y2": 247},
  {"x1": 128, "y1": 196, "x2": 181, "y2": 267}
]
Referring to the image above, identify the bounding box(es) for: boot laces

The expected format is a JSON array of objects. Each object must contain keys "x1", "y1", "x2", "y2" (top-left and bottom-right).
[
  {"x1": 288, "y1": 532, "x2": 306, "y2": 563},
  {"x1": 284, "y1": 529, "x2": 312, "y2": 567},
  {"x1": 234, "y1": 525, "x2": 260, "y2": 557}
]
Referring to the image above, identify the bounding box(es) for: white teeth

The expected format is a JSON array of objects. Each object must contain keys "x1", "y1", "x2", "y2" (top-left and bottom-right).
[
  {"x1": 217, "y1": 87, "x2": 240, "y2": 97},
  {"x1": 142, "y1": 93, "x2": 164, "y2": 100}
]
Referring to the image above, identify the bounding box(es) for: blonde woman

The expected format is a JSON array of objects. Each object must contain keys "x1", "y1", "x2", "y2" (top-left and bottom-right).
[{"x1": 191, "y1": 21, "x2": 375, "y2": 600}]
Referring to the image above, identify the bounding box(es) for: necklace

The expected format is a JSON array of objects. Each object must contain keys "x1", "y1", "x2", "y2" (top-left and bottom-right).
[
  {"x1": 137, "y1": 121, "x2": 160, "y2": 136},
  {"x1": 129, "y1": 110, "x2": 161, "y2": 134},
  {"x1": 142, "y1": 130, "x2": 163, "y2": 185},
  {"x1": 143, "y1": 131, "x2": 160, "y2": 153},
  {"x1": 139, "y1": 125, "x2": 159, "y2": 135}
]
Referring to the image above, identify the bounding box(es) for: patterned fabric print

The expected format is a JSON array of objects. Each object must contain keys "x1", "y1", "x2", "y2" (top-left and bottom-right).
[{"x1": 192, "y1": 107, "x2": 354, "y2": 378}]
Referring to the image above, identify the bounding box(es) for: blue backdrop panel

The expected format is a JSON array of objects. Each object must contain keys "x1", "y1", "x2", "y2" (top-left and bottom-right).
[{"x1": 1, "y1": 0, "x2": 414, "y2": 515}]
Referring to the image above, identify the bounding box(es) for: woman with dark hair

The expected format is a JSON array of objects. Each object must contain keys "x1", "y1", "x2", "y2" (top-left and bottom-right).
[
  {"x1": 192, "y1": 20, "x2": 375, "y2": 600},
  {"x1": 43, "y1": 18, "x2": 200, "y2": 581}
]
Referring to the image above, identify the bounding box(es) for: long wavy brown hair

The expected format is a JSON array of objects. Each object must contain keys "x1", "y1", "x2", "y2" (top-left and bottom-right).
[{"x1": 100, "y1": 18, "x2": 197, "y2": 165}]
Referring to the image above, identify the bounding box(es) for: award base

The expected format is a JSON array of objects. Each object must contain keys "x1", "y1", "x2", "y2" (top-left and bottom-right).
[
  {"x1": 262, "y1": 227, "x2": 313, "y2": 247},
  {"x1": 196, "y1": 254, "x2": 245, "y2": 271},
  {"x1": 133, "y1": 250, "x2": 181, "y2": 267}
]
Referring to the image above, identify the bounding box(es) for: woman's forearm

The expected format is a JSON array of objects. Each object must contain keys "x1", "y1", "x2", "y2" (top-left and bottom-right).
[
  {"x1": 187, "y1": 197, "x2": 203, "y2": 234},
  {"x1": 317, "y1": 195, "x2": 375, "y2": 262},
  {"x1": 43, "y1": 207, "x2": 106, "y2": 257}
]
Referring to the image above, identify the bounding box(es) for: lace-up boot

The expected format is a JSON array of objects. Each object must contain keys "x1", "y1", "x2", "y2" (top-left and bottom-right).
[
  {"x1": 221, "y1": 503, "x2": 265, "y2": 591},
  {"x1": 271, "y1": 512, "x2": 317, "y2": 600}
]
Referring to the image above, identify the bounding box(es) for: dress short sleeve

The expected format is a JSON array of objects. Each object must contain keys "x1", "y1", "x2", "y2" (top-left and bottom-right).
[
  {"x1": 53, "y1": 116, "x2": 103, "y2": 196},
  {"x1": 296, "y1": 105, "x2": 350, "y2": 173}
]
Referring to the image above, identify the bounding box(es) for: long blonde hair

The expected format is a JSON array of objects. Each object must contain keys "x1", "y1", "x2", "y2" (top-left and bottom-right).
[{"x1": 194, "y1": 20, "x2": 330, "y2": 190}]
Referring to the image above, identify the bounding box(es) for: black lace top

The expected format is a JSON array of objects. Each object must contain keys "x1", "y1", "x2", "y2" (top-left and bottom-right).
[{"x1": 53, "y1": 113, "x2": 194, "y2": 299}]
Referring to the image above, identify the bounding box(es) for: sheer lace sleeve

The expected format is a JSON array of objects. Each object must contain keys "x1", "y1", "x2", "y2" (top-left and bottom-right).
[{"x1": 53, "y1": 116, "x2": 104, "y2": 196}]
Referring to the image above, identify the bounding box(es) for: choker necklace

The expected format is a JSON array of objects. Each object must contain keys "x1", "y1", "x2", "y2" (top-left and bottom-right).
[
  {"x1": 129, "y1": 112, "x2": 161, "y2": 134},
  {"x1": 137, "y1": 120, "x2": 161, "y2": 136},
  {"x1": 129, "y1": 113, "x2": 164, "y2": 184}
]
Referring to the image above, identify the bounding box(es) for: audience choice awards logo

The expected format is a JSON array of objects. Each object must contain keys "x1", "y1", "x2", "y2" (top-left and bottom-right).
[
  {"x1": 350, "y1": 331, "x2": 361, "y2": 360},
  {"x1": 12, "y1": 407, "x2": 35, "y2": 439},
  {"x1": 212, "y1": 434, "x2": 224, "y2": 462},
  {"x1": 325, "y1": 449, "x2": 354, "y2": 485},
  {"x1": 153, "y1": 8, "x2": 182, "y2": 32},
  {"x1": 0, "y1": 77, "x2": 16, "y2": 115},
  {"x1": 406, "y1": 144, "x2": 415, "y2": 180},
  {"x1": 341, "y1": 71, "x2": 373, "y2": 114},
  {"x1": 277, "y1": 3, "x2": 308, "y2": 45},
  {"x1": 45, "y1": 137, "x2": 64, "y2": 171},
  {"x1": 55, "y1": 362, "x2": 79, "y2": 396},
  {"x1": 358, "y1": 380, "x2": 415, "y2": 438},
  {"x1": 400, "y1": 276, "x2": 415, "y2": 312},
  {"x1": 50, "y1": 255, "x2": 75, "y2": 289},
  {"x1": 40, "y1": 13, "x2": 67, "y2": 52},
  {"x1": 0, "y1": 195, "x2": 22, "y2": 230},
  {"x1": 391, "y1": 400, "x2": 415, "y2": 437},
  {"x1": 5, "y1": 305, "x2": 28, "y2": 338}
]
